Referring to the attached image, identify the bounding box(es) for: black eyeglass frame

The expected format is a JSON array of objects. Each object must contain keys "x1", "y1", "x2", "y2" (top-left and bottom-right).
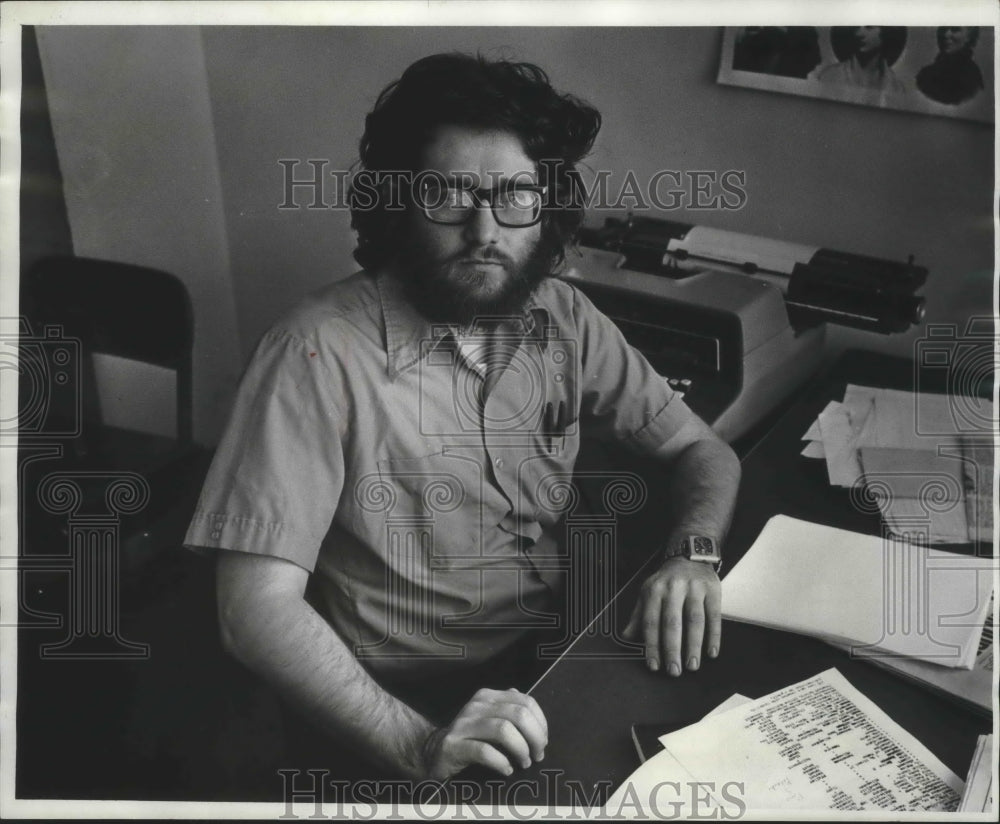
[{"x1": 414, "y1": 181, "x2": 549, "y2": 228}]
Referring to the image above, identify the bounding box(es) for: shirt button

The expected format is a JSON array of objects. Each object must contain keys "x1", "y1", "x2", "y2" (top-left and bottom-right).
[{"x1": 494, "y1": 457, "x2": 504, "y2": 469}]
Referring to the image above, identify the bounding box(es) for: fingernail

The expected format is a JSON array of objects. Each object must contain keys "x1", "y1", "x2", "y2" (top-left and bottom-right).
[
  {"x1": 523, "y1": 759, "x2": 531, "y2": 769},
  {"x1": 668, "y1": 662, "x2": 681, "y2": 677},
  {"x1": 687, "y1": 656, "x2": 699, "y2": 670},
  {"x1": 504, "y1": 765, "x2": 513, "y2": 776},
  {"x1": 708, "y1": 646, "x2": 719, "y2": 658},
  {"x1": 647, "y1": 658, "x2": 659, "y2": 672}
]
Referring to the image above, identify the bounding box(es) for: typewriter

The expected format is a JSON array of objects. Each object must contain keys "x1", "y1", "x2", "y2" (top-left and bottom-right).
[{"x1": 562, "y1": 216, "x2": 927, "y2": 442}]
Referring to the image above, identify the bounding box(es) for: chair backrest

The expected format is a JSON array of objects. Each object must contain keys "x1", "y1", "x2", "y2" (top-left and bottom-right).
[{"x1": 23, "y1": 255, "x2": 194, "y2": 445}]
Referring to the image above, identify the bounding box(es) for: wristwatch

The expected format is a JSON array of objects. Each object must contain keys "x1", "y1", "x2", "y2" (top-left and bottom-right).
[{"x1": 667, "y1": 535, "x2": 722, "y2": 573}]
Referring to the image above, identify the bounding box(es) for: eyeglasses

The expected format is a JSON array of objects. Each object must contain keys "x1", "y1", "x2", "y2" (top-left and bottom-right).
[{"x1": 415, "y1": 181, "x2": 547, "y2": 228}]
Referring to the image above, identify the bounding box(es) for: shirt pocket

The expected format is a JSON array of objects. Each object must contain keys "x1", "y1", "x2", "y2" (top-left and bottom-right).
[
  {"x1": 507, "y1": 431, "x2": 579, "y2": 534},
  {"x1": 374, "y1": 450, "x2": 510, "y2": 568}
]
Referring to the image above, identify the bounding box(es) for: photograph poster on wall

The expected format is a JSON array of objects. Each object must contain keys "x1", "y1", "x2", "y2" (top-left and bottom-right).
[{"x1": 718, "y1": 26, "x2": 994, "y2": 123}]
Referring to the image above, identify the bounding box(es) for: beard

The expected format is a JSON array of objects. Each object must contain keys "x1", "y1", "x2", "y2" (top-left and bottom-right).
[{"x1": 392, "y1": 229, "x2": 555, "y2": 328}]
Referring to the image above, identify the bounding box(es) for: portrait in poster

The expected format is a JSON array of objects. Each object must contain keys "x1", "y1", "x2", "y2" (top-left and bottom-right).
[{"x1": 719, "y1": 26, "x2": 994, "y2": 123}]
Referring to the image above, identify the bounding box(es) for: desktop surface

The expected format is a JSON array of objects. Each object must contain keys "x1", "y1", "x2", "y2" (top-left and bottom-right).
[
  {"x1": 464, "y1": 348, "x2": 992, "y2": 805},
  {"x1": 14, "y1": 348, "x2": 990, "y2": 804}
]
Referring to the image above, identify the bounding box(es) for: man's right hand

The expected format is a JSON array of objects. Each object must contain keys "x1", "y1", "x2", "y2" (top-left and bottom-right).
[{"x1": 422, "y1": 688, "x2": 548, "y2": 779}]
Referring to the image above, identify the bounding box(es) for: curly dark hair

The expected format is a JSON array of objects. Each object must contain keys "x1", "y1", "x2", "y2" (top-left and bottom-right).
[
  {"x1": 349, "y1": 53, "x2": 602, "y2": 272},
  {"x1": 830, "y1": 26, "x2": 908, "y2": 66}
]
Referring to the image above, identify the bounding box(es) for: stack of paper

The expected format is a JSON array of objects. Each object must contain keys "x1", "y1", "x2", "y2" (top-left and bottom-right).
[
  {"x1": 800, "y1": 385, "x2": 994, "y2": 543},
  {"x1": 721, "y1": 515, "x2": 994, "y2": 668},
  {"x1": 958, "y1": 735, "x2": 994, "y2": 812},
  {"x1": 838, "y1": 593, "x2": 994, "y2": 714},
  {"x1": 607, "y1": 669, "x2": 964, "y2": 814}
]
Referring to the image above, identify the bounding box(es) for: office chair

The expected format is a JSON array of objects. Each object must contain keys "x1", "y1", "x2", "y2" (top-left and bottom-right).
[
  {"x1": 23, "y1": 255, "x2": 194, "y2": 445},
  {"x1": 17, "y1": 257, "x2": 286, "y2": 795},
  {"x1": 20, "y1": 255, "x2": 208, "y2": 597}
]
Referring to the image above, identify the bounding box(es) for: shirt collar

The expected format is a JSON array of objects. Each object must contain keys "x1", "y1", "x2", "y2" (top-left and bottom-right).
[{"x1": 375, "y1": 270, "x2": 552, "y2": 378}]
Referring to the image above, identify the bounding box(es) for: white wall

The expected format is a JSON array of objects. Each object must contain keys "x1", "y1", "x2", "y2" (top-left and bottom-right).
[
  {"x1": 37, "y1": 26, "x2": 242, "y2": 445},
  {"x1": 200, "y1": 27, "x2": 993, "y2": 366},
  {"x1": 36, "y1": 26, "x2": 995, "y2": 445}
]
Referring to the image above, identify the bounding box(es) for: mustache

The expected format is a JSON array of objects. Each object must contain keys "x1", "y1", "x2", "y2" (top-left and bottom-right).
[{"x1": 453, "y1": 247, "x2": 514, "y2": 265}]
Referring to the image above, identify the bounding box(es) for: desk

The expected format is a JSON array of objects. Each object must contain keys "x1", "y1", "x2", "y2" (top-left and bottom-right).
[{"x1": 470, "y1": 349, "x2": 992, "y2": 806}]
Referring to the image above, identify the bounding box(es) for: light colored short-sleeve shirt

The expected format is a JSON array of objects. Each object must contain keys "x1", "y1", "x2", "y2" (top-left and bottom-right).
[{"x1": 185, "y1": 270, "x2": 695, "y2": 676}]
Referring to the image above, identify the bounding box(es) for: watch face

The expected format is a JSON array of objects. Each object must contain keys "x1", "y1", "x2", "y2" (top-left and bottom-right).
[{"x1": 691, "y1": 536, "x2": 715, "y2": 557}]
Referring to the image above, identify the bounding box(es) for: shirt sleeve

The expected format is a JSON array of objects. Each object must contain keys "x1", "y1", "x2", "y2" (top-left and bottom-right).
[
  {"x1": 184, "y1": 328, "x2": 347, "y2": 573},
  {"x1": 571, "y1": 284, "x2": 698, "y2": 453}
]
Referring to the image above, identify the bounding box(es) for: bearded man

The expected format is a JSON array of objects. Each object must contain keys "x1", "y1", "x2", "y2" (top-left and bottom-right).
[{"x1": 185, "y1": 53, "x2": 740, "y2": 783}]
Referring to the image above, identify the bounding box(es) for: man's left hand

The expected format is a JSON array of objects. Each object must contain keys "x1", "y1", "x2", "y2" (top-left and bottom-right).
[{"x1": 622, "y1": 558, "x2": 721, "y2": 676}]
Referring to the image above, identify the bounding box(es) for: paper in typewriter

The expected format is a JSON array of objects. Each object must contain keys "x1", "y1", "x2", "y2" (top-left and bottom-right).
[{"x1": 655, "y1": 669, "x2": 963, "y2": 812}]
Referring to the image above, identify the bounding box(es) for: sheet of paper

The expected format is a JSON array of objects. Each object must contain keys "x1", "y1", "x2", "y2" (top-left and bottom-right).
[
  {"x1": 649, "y1": 695, "x2": 754, "y2": 747},
  {"x1": 830, "y1": 596, "x2": 994, "y2": 714},
  {"x1": 880, "y1": 499, "x2": 970, "y2": 545},
  {"x1": 833, "y1": 642, "x2": 994, "y2": 715},
  {"x1": 610, "y1": 694, "x2": 756, "y2": 813},
  {"x1": 858, "y1": 447, "x2": 965, "y2": 501},
  {"x1": 844, "y1": 384, "x2": 994, "y2": 449},
  {"x1": 842, "y1": 384, "x2": 878, "y2": 432},
  {"x1": 822, "y1": 385, "x2": 993, "y2": 451},
  {"x1": 656, "y1": 669, "x2": 963, "y2": 812},
  {"x1": 721, "y1": 515, "x2": 995, "y2": 667},
  {"x1": 908, "y1": 389, "x2": 994, "y2": 445},
  {"x1": 801, "y1": 440, "x2": 825, "y2": 459},
  {"x1": 605, "y1": 743, "x2": 722, "y2": 816},
  {"x1": 867, "y1": 387, "x2": 978, "y2": 451},
  {"x1": 958, "y1": 734, "x2": 994, "y2": 812},
  {"x1": 702, "y1": 693, "x2": 751, "y2": 719},
  {"x1": 802, "y1": 401, "x2": 838, "y2": 441},
  {"x1": 818, "y1": 403, "x2": 863, "y2": 487},
  {"x1": 801, "y1": 419, "x2": 820, "y2": 441},
  {"x1": 858, "y1": 446, "x2": 972, "y2": 543},
  {"x1": 847, "y1": 386, "x2": 921, "y2": 451}
]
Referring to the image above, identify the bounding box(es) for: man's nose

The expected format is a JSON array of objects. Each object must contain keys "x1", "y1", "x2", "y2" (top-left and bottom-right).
[{"x1": 463, "y1": 202, "x2": 501, "y2": 245}]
